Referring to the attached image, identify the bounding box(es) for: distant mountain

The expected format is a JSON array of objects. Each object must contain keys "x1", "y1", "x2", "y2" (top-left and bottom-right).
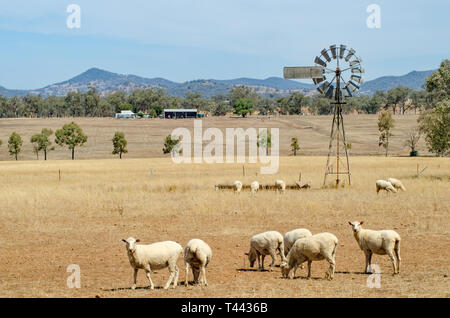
[
  {"x1": 0, "y1": 67, "x2": 436, "y2": 98},
  {"x1": 360, "y1": 70, "x2": 435, "y2": 95}
]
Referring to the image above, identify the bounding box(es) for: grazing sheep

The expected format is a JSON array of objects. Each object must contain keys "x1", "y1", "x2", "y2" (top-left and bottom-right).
[
  {"x1": 234, "y1": 180, "x2": 243, "y2": 193},
  {"x1": 275, "y1": 180, "x2": 286, "y2": 193},
  {"x1": 376, "y1": 180, "x2": 397, "y2": 194},
  {"x1": 184, "y1": 239, "x2": 212, "y2": 287},
  {"x1": 283, "y1": 228, "x2": 313, "y2": 276},
  {"x1": 250, "y1": 181, "x2": 260, "y2": 194},
  {"x1": 348, "y1": 221, "x2": 401, "y2": 274},
  {"x1": 122, "y1": 237, "x2": 183, "y2": 290},
  {"x1": 246, "y1": 231, "x2": 285, "y2": 271},
  {"x1": 280, "y1": 232, "x2": 338, "y2": 280},
  {"x1": 387, "y1": 178, "x2": 406, "y2": 192}
]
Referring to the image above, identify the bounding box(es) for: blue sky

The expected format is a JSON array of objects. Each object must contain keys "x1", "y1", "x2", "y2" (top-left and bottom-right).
[{"x1": 0, "y1": 0, "x2": 448, "y2": 89}]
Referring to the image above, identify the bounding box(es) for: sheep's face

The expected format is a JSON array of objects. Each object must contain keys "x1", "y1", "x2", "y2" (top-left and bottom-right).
[
  {"x1": 122, "y1": 237, "x2": 140, "y2": 252},
  {"x1": 280, "y1": 261, "x2": 291, "y2": 278},
  {"x1": 246, "y1": 251, "x2": 257, "y2": 267},
  {"x1": 348, "y1": 221, "x2": 363, "y2": 233}
]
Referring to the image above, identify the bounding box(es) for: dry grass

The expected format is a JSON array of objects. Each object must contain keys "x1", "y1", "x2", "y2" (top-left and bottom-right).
[
  {"x1": 0, "y1": 114, "x2": 434, "y2": 161},
  {"x1": 0, "y1": 156, "x2": 448, "y2": 298}
]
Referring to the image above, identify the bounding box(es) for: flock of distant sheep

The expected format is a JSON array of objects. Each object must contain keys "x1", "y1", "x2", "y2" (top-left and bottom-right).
[{"x1": 121, "y1": 177, "x2": 406, "y2": 290}]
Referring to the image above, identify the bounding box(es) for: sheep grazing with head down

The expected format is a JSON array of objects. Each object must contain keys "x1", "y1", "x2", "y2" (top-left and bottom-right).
[
  {"x1": 348, "y1": 221, "x2": 401, "y2": 274},
  {"x1": 122, "y1": 237, "x2": 183, "y2": 290},
  {"x1": 280, "y1": 232, "x2": 338, "y2": 280},
  {"x1": 283, "y1": 228, "x2": 313, "y2": 276},
  {"x1": 387, "y1": 178, "x2": 406, "y2": 192},
  {"x1": 184, "y1": 239, "x2": 212, "y2": 287},
  {"x1": 250, "y1": 181, "x2": 260, "y2": 194},
  {"x1": 375, "y1": 180, "x2": 397, "y2": 194},
  {"x1": 233, "y1": 180, "x2": 243, "y2": 193},
  {"x1": 246, "y1": 231, "x2": 285, "y2": 271},
  {"x1": 275, "y1": 180, "x2": 286, "y2": 193}
]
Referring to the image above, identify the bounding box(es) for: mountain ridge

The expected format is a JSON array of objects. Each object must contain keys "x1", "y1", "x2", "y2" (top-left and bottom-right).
[{"x1": 0, "y1": 67, "x2": 435, "y2": 98}]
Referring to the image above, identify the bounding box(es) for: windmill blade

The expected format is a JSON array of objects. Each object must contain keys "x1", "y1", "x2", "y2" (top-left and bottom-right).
[
  {"x1": 349, "y1": 60, "x2": 360, "y2": 67},
  {"x1": 325, "y1": 84, "x2": 335, "y2": 98},
  {"x1": 343, "y1": 85, "x2": 353, "y2": 97},
  {"x1": 314, "y1": 56, "x2": 327, "y2": 68},
  {"x1": 330, "y1": 45, "x2": 337, "y2": 59},
  {"x1": 351, "y1": 67, "x2": 365, "y2": 74},
  {"x1": 348, "y1": 81, "x2": 360, "y2": 92},
  {"x1": 313, "y1": 76, "x2": 326, "y2": 85},
  {"x1": 318, "y1": 80, "x2": 330, "y2": 94},
  {"x1": 345, "y1": 48, "x2": 356, "y2": 62},
  {"x1": 350, "y1": 74, "x2": 364, "y2": 84},
  {"x1": 321, "y1": 49, "x2": 331, "y2": 62},
  {"x1": 339, "y1": 45, "x2": 347, "y2": 59}
]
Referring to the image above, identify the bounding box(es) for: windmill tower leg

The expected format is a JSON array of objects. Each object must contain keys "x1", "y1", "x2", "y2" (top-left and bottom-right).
[{"x1": 324, "y1": 104, "x2": 338, "y2": 186}]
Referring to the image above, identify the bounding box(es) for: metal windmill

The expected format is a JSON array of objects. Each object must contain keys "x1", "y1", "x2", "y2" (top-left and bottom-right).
[{"x1": 283, "y1": 44, "x2": 364, "y2": 186}]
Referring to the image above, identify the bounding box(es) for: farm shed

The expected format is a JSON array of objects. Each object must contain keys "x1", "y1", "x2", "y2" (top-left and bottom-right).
[
  {"x1": 115, "y1": 110, "x2": 136, "y2": 119},
  {"x1": 164, "y1": 109, "x2": 198, "y2": 119}
]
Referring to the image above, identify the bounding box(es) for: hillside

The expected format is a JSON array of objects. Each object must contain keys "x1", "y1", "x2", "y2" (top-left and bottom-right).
[{"x1": 0, "y1": 67, "x2": 435, "y2": 98}]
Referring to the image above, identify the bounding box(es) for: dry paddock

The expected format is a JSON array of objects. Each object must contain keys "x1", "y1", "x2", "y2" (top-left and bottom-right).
[{"x1": 0, "y1": 156, "x2": 449, "y2": 298}]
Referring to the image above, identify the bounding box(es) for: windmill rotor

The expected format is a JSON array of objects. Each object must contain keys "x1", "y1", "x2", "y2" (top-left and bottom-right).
[{"x1": 313, "y1": 44, "x2": 364, "y2": 100}]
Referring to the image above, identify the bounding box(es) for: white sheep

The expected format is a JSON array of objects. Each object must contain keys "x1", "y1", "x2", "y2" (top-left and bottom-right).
[
  {"x1": 348, "y1": 221, "x2": 401, "y2": 274},
  {"x1": 275, "y1": 180, "x2": 286, "y2": 193},
  {"x1": 234, "y1": 180, "x2": 243, "y2": 193},
  {"x1": 284, "y1": 228, "x2": 313, "y2": 256},
  {"x1": 250, "y1": 181, "x2": 260, "y2": 194},
  {"x1": 184, "y1": 239, "x2": 212, "y2": 287},
  {"x1": 246, "y1": 231, "x2": 285, "y2": 271},
  {"x1": 387, "y1": 178, "x2": 406, "y2": 192},
  {"x1": 376, "y1": 179, "x2": 397, "y2": 194},
  {"x1": 280, "y1": 232, "x2": 338, "y2": 280},
  {"x1": 283, "y1": 228, "x2": 313, "y2": 276},
  {"x1": 122, "y1": 237, "x2": 183, "y2": 290}
]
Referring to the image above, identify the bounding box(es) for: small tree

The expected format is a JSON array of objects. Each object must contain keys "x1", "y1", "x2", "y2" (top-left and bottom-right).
[
  {"x1": 55, "y1": 122, "x2": 88, "y2": 160},
  {"x1": 8, "y1": 132, "x2": 23, "y2": 161},
  {"x1": 378, "y1": 111, "x2": 395, "y2": 157},
  {"x1": 30, "y1": 128, "x2": 54, "y2": 160},
  {"x1": 112, "y1": 131, "x2": 128, "y2": 159},
  {"x1": 291, "y1": 137, "x2": 300, "y2": 156},
  {"x1": 233, "y1": 98, "x2": 254, "y2": 118},
  {"x1": 257, "y1": 130, "x2": 272, "y2": 156},
  {"x1": 162, "y1": 135, "x2": 180, "y2": 156},
  {"x1": 418, "y1": 100, "x2": 449, "y2": 156},
  {"x1": 404, "y1": 129, "x2": 421, "y2": 157}
]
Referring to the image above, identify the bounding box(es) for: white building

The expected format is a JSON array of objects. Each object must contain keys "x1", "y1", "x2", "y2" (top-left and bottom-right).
[{"x1": 115, "y1": 110, "x2": 136, "y2": 119}]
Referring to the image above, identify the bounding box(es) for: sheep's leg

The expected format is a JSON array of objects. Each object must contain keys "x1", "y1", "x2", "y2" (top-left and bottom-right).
[
  {"x1": 306, "y1": 260, "x2": 312, "y2": 279},
  {"x1": 261, "y1": 254, "x2": 266, "y2": 271},
  {"x1": 201, "y1": 265, "x2": 208, "y2": 286},
  {"x1": 395, "y1": 241, "x2": 401, "y2": 274},
  {"x1": 325, "y1": 256, "x2": 336, "y2": 280},
  {"x1": 364, "y1": 252, "x2": 372, "y2": 274},
  {"x1": 256, "y1": 252, "x2": 262, "y2": 271},
  {"x1": 145, "y1": 269, "x2": 155, "y2": 290},
  {"x1": 387, "y1": 251, "x2": 397, "y2": 275},
  {"x1": 164, "y1": 267, "x2": 176, "y2": 290},
  {"x1": 269, "y1": 252, "x2": 277, "y2": 272},
  {"x1": 173, "y1": 265, "x2": 179, "y2": 288},
  {"x1": 132, "y1": 268, "x2": 138, "y2": 290},
  {"x1": 185, "y1": 263, "x2": 190, "y2": 287}
]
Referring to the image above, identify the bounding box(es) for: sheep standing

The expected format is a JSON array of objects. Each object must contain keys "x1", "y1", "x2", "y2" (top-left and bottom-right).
[
  {"x1": 246, "y1": 231, "x2": 285, "y2": 271},
  {"x1": 184, "y1": 239, "x2": 212, "y2": 287},
  {"x1": 376, "y1": 180, "x2": 397, "y2": 194},
  {"x1": 348, "y1": 221, "x2": 401, "y2": 274},
  {"x1": 283, "y1": 228, "x2": 313, "y2": 276},
  {"x1": 275, "y1": 180, "x2": 286, "y2": 193},
  {"x1": 234, "y1": 180, "x2": 243, "y2": 193},
  {"x1": 122, "y1": 237, "x2": 182, "y2": 290},
  {"x1": 250, "y1": 181, "x2": 260, "y2": 194},
  {"x1": 387, "y1": 178, "x2": 406, "y2": 192},
  {"x1": 280, "y1": 232, "x2": 338, "y2": 280}
]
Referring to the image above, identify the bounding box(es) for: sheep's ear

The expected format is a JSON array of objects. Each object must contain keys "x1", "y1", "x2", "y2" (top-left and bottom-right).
[
  {"x1": 244, "y1": 253, "x2": 249, "y2": 256},
  {"x1": 360, "y1": 221, "x2": 364, "y2": 225},
  {"x1": 121, "y1": 239, "x2": 127, "y2": 243},
  {"x1": 136, "y1": 239, "x2": 141, "y2": 243},
  {"x1": 348, "y1": 221, "x2": 352, "y2": 226}
]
